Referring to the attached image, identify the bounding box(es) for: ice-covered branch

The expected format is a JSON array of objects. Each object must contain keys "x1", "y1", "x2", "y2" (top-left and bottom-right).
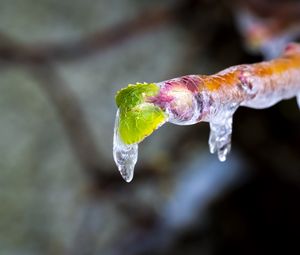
[{"x1": 113, "y1": 42, "x2": 300, "y2": 182}]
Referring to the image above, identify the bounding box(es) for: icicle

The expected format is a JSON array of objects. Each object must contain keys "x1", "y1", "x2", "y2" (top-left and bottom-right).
[{"x1": 113, "y1": 110, "x2": 138, "y2": 182}]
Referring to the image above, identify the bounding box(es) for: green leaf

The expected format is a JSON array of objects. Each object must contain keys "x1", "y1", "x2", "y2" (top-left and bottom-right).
[
  {"x1": 116, "y1": 82, "x2": 159, "y2": 109},
  {"x1": 115, "y1": 83, "x2": 167, "y2": 144}
]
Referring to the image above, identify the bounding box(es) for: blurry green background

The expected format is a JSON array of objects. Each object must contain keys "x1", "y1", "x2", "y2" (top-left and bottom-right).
[{"x1": 0, "y1": 0, "x2": 299, "y2": 255}]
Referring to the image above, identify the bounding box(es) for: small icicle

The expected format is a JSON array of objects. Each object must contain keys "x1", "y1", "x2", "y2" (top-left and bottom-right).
[
  {"x1": 113, "y1": 110, "x2": 138, "y2": 182},
  {"x1": 208, "y1": 104, "x2": 237, "y2": 162},
  {"x1": 209, "y1": 120, "x2": 232, "y2": 162}
]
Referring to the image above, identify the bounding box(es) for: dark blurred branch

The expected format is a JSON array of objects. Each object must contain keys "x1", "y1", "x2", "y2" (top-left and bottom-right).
[
  {"x1": 29, "y1": 62, "x2": 104, "y2": 179},
  {"x1": 0, "y1": 3, "x2": 180, "y2": 63}
]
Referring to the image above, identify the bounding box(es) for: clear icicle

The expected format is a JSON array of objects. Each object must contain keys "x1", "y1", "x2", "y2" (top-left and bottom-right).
[
  {"x1": 209, "y1": 116, "x2": 233, "y2": 162},
  {"x1": 208, "y1": 103, "x2": 238, "y2": 162},
  {"x1": 113, "y1": 110, "x2": 138, "y2": 182}
]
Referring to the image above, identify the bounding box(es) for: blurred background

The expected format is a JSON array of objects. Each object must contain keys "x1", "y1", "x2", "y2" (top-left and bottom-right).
[{"x1": 0, "y1": 0, "x2": 299, "y2": 254}]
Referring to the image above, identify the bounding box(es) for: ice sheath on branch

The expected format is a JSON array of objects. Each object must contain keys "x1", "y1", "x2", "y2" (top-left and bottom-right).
[{"x1": 113, "y1": 42, "x2": 300, "y2": 182}]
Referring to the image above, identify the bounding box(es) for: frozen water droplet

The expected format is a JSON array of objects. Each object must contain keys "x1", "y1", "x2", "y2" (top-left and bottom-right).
[{"x1": 113, "y1": 110, "x2": 138, "y2": 182}]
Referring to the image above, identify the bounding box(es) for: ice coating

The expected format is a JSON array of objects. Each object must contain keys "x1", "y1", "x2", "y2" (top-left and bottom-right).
[
  {"x1": 155, "y1": 76, "x2": 204, "y2": 126},
  {"x1": 113, "y1": 110, "x2": 138, "y2": 182},
  {"x1": 113, "y1": 43, "x2": 300, "y2": 182}
]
